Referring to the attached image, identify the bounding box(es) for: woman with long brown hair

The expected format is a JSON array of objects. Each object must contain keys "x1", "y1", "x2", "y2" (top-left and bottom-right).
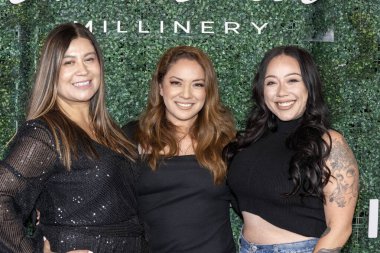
[
  {"x1": 124, "y1": 45, "x2": 236, "y2": 253},
  {"x1": 0, "y1": 23, "x2": 148, "y2": 253}
]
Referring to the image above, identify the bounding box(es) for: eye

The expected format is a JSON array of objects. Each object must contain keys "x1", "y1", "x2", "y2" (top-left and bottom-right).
[
  {"x1": 265, "y1": 81, "x2": 275, "y2": 86},
  {"x1": 194, "y1": 82, "x2": 205, "y2": 88},
  {"x1": 85, "y1": 57, "x2": 96, "y2": 63},
  {"x1": 63, "y1": 60, "x2": 75, "y2": 66},
  {"x1": 288, "y1": 78, "x2": 300, "y2": 83},
  {"x1": 170, "y1": 81, "x2": 181, "y2": 86}
]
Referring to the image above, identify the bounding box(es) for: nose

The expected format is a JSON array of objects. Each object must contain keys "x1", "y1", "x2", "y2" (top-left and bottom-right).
[
  {"x1": 276, "y1": 82, "x2": 288, "y2": 97},
  {"x1": 76, "y1": 61, "x2": 89, "y2": 75},
  {"x1": 180, "y1": 84, "x2": 192, "y2": 99}
]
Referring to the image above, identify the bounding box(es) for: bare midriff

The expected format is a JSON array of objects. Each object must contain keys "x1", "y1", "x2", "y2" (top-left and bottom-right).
[{"x1": 242, "y1": 211, "x2": 314, "y2": 245}]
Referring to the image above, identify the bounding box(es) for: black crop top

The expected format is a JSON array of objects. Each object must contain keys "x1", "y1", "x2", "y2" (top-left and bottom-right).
[{"x1": 227, "y1": 119, "x2": 326, "y2": 238}]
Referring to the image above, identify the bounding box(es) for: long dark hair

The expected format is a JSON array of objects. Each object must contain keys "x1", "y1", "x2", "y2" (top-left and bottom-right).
[{"x1": 225, "y1": 45, "x2": 332, "y2": 201}]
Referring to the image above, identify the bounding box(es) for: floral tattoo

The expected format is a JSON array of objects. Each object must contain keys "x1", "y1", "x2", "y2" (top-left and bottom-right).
[{"x1": 327, "y1": 136, "x2": 358, "y2": 208}]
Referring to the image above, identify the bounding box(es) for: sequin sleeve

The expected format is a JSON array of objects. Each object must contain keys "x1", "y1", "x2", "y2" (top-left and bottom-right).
[{"x1": 0, "y1": 120, "x2": 58, "y2": 253}]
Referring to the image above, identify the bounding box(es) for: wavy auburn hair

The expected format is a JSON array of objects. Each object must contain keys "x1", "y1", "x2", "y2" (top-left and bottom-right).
[
  {"x1": 224, "y1": 45, "x2": 332, "y2": 201},
  {"x1": 137, "y1": 46, "x2": 235, "y2": 184},
  {"x1": 27, "y1": 23, "x2": 136, "y2": 168}
]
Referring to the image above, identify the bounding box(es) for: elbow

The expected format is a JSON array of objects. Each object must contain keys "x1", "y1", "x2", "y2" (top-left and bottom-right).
[
  {"x1": 325, "y1": 220, "x2": 353, "y2": 245},
  {"x1": 332, "y1": 223, "x2": 353, "y2": 245},
  {"x1": 342, "y1": 225, "x2": 353, "y2": 242}
]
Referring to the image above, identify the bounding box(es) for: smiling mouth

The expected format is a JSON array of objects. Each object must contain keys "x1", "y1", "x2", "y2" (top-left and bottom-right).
[
  {"x1": 175, "y1": 102, "x2": 193, "y2": 108},
  {"x1": 73, "y1": 81, "x2": 91, "y2": 87},
  {"x1": 277, "y1": 101, "x2": 295, "y2": 107}
]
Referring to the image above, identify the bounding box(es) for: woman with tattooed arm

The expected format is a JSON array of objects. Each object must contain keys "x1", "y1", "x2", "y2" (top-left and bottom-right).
[{"x1": 224, "y1": 46, "x2": 359, "y2": 253}]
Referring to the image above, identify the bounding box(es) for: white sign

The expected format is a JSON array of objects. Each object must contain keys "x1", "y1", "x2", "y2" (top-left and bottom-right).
[{"x1": 369, "y1": 199, "x2": 379, "y2": 238}]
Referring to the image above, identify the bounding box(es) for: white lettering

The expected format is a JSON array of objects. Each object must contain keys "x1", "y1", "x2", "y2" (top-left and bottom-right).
[
  {"x1": 301, "y1": 0, "x2": 318, "y2": 4},
  {"x1": 201, "y1": 21, "x2": 214, "y2": 34},
  {"x1": 10, "y1": 0, "x2": 319, "y2": 5},
  {"x1": 225, "y1": 22, "x2": 240, "y2": 34},
  {"x1": 85, "y1": 21, "x2": 93, "y2": 32},
  {"x1": 174, "y1": 21, "x2": 190, "y2": 33},
  {"x1": 160, "y1": 21, "x2": 164, "y2": 33},
  {"x1": 138, "y1": 21, "x2": 150, "y2": 33},
  {"x1": 103, "y1": 20, "x2": 107, "y2": 33},
  {"x1": 117, "y1": 21, "x2": 128, "y2": 33},
  {"x1": 251, "y1": 22, "x2": 268, "y2": 34},
  {"x1": 76, "y1": 21, "x2": 274, "y2": 35},
  {"x1": 10, "y1": 0, "x2": 26, "y2": 4}
]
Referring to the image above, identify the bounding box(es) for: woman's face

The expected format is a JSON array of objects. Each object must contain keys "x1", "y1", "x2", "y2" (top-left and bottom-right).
[
  {"x1": 159, "y1": 58, "x2": 206, "y2": 128},
  {"x1": 57, "y1": 37, "x2": 101, "y2": 109},
  {"x1": 263, "y1": 54, "x2": 308, "y2": 121}
]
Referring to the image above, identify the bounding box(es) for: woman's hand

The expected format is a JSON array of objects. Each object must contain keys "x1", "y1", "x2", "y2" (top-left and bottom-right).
[
  {"x1": 43, "y1": 238, "x2": 93, "y2": 253},
  {"x1": 43, "y1": 238, "x2": 54, "y2": 253}
]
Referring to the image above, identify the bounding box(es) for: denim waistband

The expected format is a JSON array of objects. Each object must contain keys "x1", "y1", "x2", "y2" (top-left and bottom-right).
[{"x1": 239, "y1": 232, "x2": 318, "y2": 253}]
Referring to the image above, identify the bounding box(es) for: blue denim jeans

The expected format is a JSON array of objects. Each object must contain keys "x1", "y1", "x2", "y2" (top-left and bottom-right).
[{"x1": 239, "y1": 232, "x2": 318, "y2": 253}]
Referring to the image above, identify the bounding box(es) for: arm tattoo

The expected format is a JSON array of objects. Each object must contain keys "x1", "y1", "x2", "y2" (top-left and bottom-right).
[
  {"x1": 327, "y1": 136, "x2": 359, "y2": 207},
  {"x1": 316, "y1": 247, "x2": 342, "y2": 253},
  {"x1": 320, "y1": 227, "x2": 331, "y2": 238}
]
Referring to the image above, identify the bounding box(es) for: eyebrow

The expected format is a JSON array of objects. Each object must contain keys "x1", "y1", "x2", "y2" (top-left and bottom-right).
[
  {"x1": 264, "y1": 73, "x2": 302, "y2": 79},
  {"x1": 169, "y1": 76, "x2": 205, "y2": 82},
  {"x1": 63, "y1": 52, "x2": 97, "y2": 58}
]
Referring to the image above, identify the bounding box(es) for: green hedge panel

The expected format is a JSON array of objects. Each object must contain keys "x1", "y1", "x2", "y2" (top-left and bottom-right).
[{"x1": 0, "y1": 0, "x2": 379, "y2": 251}]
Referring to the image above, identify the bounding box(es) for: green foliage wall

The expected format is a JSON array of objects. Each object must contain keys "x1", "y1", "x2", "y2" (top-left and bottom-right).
[{"x1": 0, "y1": 0, "x2": 379, "y2": 251}]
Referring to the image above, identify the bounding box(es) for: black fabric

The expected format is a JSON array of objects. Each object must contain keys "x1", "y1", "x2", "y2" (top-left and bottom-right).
[
  {"x1": 227, "y1": 119, "x2": 326, "y2": 238},
  {"x1": 0, "y1": 119, "x2": 148, "y2": 253},
  {"x1": 123, "y1": 121, "x2": 236, "y2": 253}
]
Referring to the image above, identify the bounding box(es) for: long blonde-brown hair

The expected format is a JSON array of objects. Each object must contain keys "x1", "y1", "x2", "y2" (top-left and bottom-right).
[
  {"x1": 27, "y1": 23, "x2": 136, "y2": 168},
  {"x1": 137, "y1": 46, "x2": 235, "y2": 184}
]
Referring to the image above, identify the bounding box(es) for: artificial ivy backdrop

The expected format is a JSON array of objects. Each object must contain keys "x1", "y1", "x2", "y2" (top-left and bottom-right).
[{"x1": 0, "y1": 0, "x2": 379, "y2": 252}]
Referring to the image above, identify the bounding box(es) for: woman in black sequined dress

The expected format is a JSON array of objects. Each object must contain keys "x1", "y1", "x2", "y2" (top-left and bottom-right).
[{"x1": 0, "y1": 23, "x2": 149, "y2": 253}]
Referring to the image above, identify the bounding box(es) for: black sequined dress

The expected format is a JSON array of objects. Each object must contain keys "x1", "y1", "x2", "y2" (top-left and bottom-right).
[{"x1": 0, "y1": 119, "x2": 149, "y2": 253}]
